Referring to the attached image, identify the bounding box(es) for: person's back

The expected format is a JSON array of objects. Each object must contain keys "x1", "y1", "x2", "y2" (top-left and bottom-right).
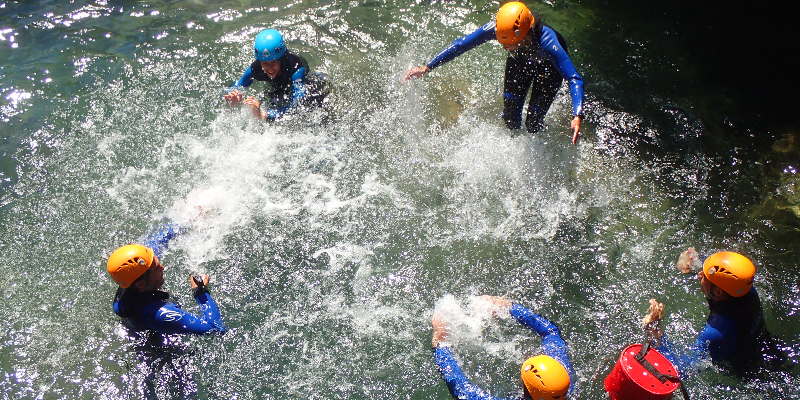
[{"x1": 705, "y1": 288, "x2": 778, "y2": 374}]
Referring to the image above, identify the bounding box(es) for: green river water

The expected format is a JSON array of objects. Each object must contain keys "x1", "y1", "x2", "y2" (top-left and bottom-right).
[{"x1": 1, "y1": 1, "x2": 798, "y2": 399}]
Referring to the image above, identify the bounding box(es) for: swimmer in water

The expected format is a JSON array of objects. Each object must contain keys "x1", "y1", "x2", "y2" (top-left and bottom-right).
[
  {"x1": 432, "y1": 295, "x2": 574, "y2": 399},
  {"x1": 645, "y1": 249, "x2": 787, "y2": 376},
  {"x1": 107, "y1": 223, "x2": 226, "y2": 335},
  {"x1": 224, "y1": 29, "x2": 329, "y2": 121}
]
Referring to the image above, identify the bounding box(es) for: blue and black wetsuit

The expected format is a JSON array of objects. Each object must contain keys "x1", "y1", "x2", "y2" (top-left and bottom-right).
[
  {"x1": 112, "y1": 224, "x2": 227, "y2": 335},
  {"x1": 658, "y1": 288, "x2": 785, "y2": 376},
  {"x1": 433, "y1": 303, "x2": 575, "y2": 399},
  {"x1": 426, "y1": 21, "x2": 584, "y2": 133},
  {"x1": 232, "y1": 53, "x2": 329, "y2": 120}
]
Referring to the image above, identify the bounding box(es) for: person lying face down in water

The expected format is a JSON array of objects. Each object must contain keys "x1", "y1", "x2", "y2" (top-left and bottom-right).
[
  {"x1": 404, "y1": 1, "x2": 585, "y2": 143},
  {"x1": 224, "y1": 29, "x2": 329, "y2": 121}
]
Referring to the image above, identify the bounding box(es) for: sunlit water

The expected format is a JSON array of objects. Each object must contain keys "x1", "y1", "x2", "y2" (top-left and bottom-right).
[{"x1": 1, "y1": 1, "x2": 798, "y2": 399}]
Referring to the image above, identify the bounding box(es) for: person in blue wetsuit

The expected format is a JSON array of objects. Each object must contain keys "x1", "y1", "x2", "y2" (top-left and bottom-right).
[
  {"x1": 404, "y1": 2, "x2": 585, "y2": 144},
  {"x1": 106, "y1": 223, "x2": 227, "y2": 335},
  {"x1": 224, "y1": 29, "x2": 329, "y2": 121},
  {"x1": 432, "y1": 295, "x2": 574, "y2": 400},
  {"x1": 644, "y1": 249, "x2": 786, "y2": 377}
]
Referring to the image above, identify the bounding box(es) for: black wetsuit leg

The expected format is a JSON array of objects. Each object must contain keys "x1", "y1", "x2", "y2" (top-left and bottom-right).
[
  {"x1": 524, "y1": 60, "x2": 563, "y2": 134},
  {"x1": 503, "y1": 56, "x2": 535, "y2": 130}
]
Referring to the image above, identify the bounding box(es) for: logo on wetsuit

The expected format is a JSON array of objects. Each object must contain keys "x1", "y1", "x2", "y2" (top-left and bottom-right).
[{"x1": 159, "y1": 309, "x2": 183, "y2": 322}]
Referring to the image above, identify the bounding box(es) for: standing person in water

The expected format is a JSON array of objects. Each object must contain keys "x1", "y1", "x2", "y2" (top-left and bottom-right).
[
  {"x1": 224, "y1": 29, "x2": 329, "y2": 121},
  {"x1": 404, "y1": 2, "x2": 585, "y2": 144},
  {"x1": 432, "y1": 295, "x2": 575, "y2": 399},
  {"x1": 644, "y1": 249, "x2": 786, "y2": 376},
  {"x1": 106, "y1": 223, "x2": 227, "y2": 335}
]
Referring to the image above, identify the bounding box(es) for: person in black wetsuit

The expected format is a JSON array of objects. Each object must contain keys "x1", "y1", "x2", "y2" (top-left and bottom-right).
[
  {"x1": 108, "y1": 223, "x2": 226, "y2": 335},
  {"x1": 224, "y1": 29, "x2": 329, "y2": 121},
  {"x1": 645, "y1": 249, "x2": 786, "y2": 376},
  {"x1": 404, "y1": 2, "x2": 585, "y2": 143}
]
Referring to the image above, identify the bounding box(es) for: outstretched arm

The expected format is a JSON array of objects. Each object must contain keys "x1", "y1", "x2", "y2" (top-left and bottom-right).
[
  {"x1": 403, "y1": 22, "x2": 495, "y2": 81},
  {"x1": 656, "y1": 325, "x2": 718, "y2": 375},
  {"x1": 433, "y1": 346, "x2": 497, "y2": 400},
  {"x1": 142, "y1": 223, "x2": 181, "y2": 259},
  {"x1": 143, "y1": 278, "x2": 227, "y2": 335},
  {"x1": 232, "y1": 64, "x2": 256, "y2": 89},
  {"x1": 509, "y1": 303, "x2": 574, "y2": 383},
  {"x1": 540, "y1": 26, "x2": 584, "y2": 144}
]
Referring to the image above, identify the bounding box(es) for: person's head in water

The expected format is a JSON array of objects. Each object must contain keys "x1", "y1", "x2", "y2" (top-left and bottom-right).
[
  {"x1": 698, "y1": 251, "x2": 756, "y2": 301},
  {"x1": 253, "y1": 29, "x2": 287, "y2": 79},
  {"x1": 495, "y1": 2, "x2": 541, "y2": 52},
  {"x1": 107, "y1": 244, "x2": 165, "y2": 291},
  {"x1": 520, "y1": 355, "x2": 570, "y2": 399}
]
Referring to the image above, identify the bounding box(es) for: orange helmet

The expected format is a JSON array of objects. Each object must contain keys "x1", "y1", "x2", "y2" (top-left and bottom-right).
[
  {"x1": 106, "y1": 244, "x2": 155, "y2": 288},
  {"x1": 521, "y1": 355, "x2": 570, "y2": 399},
  {"x1": 496, "y1": 2, "x2": 535, "y2": 46},
  {"x1": 702, "y1": 251, "x2": 756, "y2": 297}
]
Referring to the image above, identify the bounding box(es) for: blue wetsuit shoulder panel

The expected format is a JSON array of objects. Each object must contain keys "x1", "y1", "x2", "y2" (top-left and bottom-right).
[
  {"x1": 509, "y1": 303, "x2": 575, "y2": 393},
  {"x1": 143, "y1": 291, "x2": 226, "y2": 335},
  {"x1": 538, "y1": 26, "x2": 584, "y2": 116},
  {"x1": 427, "y1": 22, "x2": 496, "y2": 70}
]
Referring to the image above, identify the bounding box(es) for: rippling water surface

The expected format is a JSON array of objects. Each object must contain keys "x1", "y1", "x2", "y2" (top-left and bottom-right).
[{"x1": 1, "y1": 1, "x2": 798, "y2": 399}]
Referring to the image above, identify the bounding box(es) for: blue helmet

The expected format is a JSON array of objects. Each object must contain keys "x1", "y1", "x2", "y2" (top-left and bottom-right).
[{"x1": 253, "y1": 29, "x2": 287, "y2": 62}]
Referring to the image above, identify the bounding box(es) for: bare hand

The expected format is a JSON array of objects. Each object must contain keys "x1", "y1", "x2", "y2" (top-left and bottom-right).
[
  {"x1": 431, "y1": 312, "x2": 449, "y2": 347},
  {"x1": 676, "y1": 247, "x2": 698, "y2": 274},
  {"x1": 403, "y1": 65, "x2": 430, "y2": 81},
  {"x1": 224, "y1": 90, "x2": 244, "y2": 106},
  {"x1": 642, "y1": 298, "x2": 665, "y2": 340},
  {"x1": 189, "y1": 274, "x2": 210, "y2": 289},
  {"x1": 641, "y1": 298, "x2": 664, "y2": 326},
  {"x1": 243, "y1": 96, "x2": 265, "y2": 119},
  {"x1": 570, "y1": 116, "x2": 582, "y2": 145},
  {"x1": 479, "y1": 295, "x2": 512, "y2": 310}
]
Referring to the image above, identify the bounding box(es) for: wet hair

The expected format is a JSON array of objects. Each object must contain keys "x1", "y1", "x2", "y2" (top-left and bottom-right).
[{"x1": 531, "y1": 11, "x2": 543, "y2": 39}]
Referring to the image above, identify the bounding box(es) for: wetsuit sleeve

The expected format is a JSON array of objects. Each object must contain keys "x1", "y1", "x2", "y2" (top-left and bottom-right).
[
  {"x1": 143, "y1": 291, "x2": 227, "y2": 335},
  {"x1": 433, "y1": 346, "x2": 498, "y2": 400},
  {"x1": 539, "y1": 26, "x2": 584, "y2": 116},
  {"x1": 509, "y1": 303, "x2": 576, "y2": 393},
  {"x1": 232, "y1": 64, "x2": 256, "y2": 89},
  {"x1": 426, "y1": 22, "x2": 496, "y2": 70},
  {"x1": 656, "y1": 324, "x2": 722, "y2": 374},
  {"x1": 142, "y1": 223, "x2": 181, "y2": 259},
  {"x1": 265, "y1": 66, "x2": 308, "y2": 120}
]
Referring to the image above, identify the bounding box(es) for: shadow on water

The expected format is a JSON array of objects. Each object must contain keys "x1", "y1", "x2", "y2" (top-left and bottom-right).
[
  {"x1": 578, "y1": 0, "x2": 800, "y2": 268},
  {"x1": 126, "y1": 332, "x2": 199, "y2": 400}
]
